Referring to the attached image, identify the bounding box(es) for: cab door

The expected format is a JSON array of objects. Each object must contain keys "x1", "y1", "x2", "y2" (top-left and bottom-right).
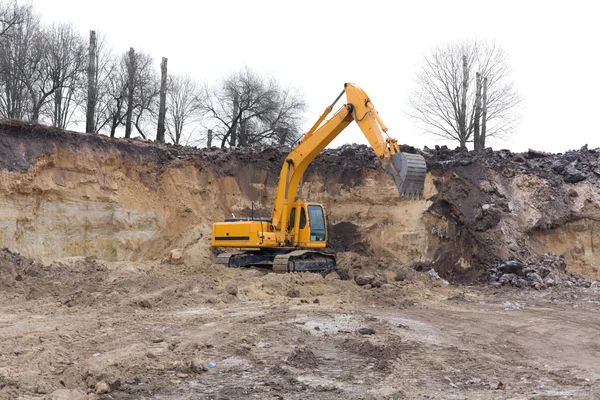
[{"x1": 297, "y1": 204, "x2": 326, "y2": 247}]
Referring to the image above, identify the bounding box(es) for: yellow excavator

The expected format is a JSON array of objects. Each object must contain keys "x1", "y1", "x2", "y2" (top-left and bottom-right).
[{"x1": 211, "y1": 83, "x2": 427, "y2": 272}]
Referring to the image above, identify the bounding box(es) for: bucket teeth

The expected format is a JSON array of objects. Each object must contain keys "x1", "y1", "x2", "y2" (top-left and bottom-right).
[{"x1": 387, "y1": 153, "x2": 427, "y2": 199}]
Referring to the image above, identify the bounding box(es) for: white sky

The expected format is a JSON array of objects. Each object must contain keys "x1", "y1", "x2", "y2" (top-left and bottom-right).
[{"x1": 33, "y1": 0, "x2": 600, "y2": 153}]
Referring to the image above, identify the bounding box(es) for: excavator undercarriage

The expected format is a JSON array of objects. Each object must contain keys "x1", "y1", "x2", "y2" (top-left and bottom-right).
[{"x1": 214, "y1": 249, "x2": 336, "y2": 272}]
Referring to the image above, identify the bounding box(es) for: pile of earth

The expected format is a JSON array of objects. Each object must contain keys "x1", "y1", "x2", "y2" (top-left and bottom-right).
[{"x1": 488, "y1": 252, "x2": 598, "y2": 290}]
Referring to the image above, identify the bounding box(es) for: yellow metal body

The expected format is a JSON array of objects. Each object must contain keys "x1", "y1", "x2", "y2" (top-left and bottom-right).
[
  {"x1": 212, "y1": 201, "x2": 328, "y2": 249},
  {"x1": 212, "y1": 82, "x2": 407, "y2": 251}
]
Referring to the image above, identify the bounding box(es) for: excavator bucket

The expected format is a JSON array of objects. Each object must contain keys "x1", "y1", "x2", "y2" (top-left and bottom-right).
[{"x1": 386, "y1": 153, "x2": 427, "y2": 199}]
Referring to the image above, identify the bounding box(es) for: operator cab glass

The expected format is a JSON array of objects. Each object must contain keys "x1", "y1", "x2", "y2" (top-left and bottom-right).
[{"x1": 307, "y1": 205, "x2": 326, "y2": 241}]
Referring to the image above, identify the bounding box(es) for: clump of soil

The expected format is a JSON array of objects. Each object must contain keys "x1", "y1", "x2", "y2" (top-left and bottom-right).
[
  {"x1": 286, "y1": 347, "x2": 320, "y2": 368},
  {"x1": 327, "y1": 222, "x2": 368, "y2": 254}
]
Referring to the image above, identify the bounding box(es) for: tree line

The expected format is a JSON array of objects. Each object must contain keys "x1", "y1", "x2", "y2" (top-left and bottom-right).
[
  {"x1": 0, "y1": 1, "x2": 306, "y2": 147},
  {"x1": 1, "y1": 3, "x2": 521, "y2": 150}
]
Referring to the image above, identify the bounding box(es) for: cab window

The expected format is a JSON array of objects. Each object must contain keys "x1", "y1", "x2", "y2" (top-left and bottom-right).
[
  {"x1": 307, "y1": 205, "x2": 326, "y2": 241},
  {"x1": 299, "y1": 207, "x2": 307, "y2": 229},
  {"x1": 288, "y1": 208, "x2": 296, "y2": 228}
]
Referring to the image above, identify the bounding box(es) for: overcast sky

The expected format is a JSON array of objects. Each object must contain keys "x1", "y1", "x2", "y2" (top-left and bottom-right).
[{"x1": 33, "y1": 0, "x2": 599, "y2": 153}]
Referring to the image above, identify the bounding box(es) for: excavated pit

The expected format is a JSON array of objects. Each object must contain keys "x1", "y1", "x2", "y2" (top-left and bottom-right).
[{"x1": 0, "y1": 121, "x2": 599, "y2": 282}]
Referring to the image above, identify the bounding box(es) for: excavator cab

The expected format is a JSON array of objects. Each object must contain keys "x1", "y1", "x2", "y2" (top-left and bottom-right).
[{"x1": 287, "y1": 202, "x2": 327, "y2": 247}]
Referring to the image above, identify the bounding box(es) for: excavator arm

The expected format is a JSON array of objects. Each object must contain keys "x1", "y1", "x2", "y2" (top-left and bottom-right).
[{"x1": 270, "y1": 82, "x2": 427, "y2": 235}]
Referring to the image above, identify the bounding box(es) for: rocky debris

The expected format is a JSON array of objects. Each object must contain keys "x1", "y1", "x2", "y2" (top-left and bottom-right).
[
  {"x1": 225, "y1": 281, "x2": 238, "y2": 296},
  {"x1": 354, "y1": 273, "x2": 375, "y2": 286},
  {"x1": 488, "y1": 252, "x2": 595, "y2": 289},
  {"x1": 423, "y1": 143, "x2": 599, "y2": 185},
  {"x1": 358, "y1": 328, "x2": 376, "y2": 335},
  {"x1": 427, "y1": 269, "x2": 449, "y2": 285},
  {"x1": 170, "y1": 249, "x2": 184, "y2": 265},
  {"x1": 190, "y1": 358, "x2": 208, "y2": 373},
  {"x1": 95, "y1": 380, "x2": 110, "y2": 394}
]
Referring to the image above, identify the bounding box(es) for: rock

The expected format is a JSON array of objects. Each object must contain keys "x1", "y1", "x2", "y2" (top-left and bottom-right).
[
  {"x1": 498, "y1": 273, "x2": 516, "y2": 285},
  {"x1": 358, "y1": 328, "x2": 376, "y2": 335},
  {"x1": 394, "y1": 270, "x2": 408, "y2": 282},
  {"x1": 479, "y1": 180, "x2": 494, "y2": 193},
  {"x1": 170, "y1": 249, "x2": 184, "y2": 265},
  {"x1": 527, "y1": 149, "x2": 548, "y2": 159},
  {"x1": 498, "y1": 260, "x2": 523, "y2": 275},
  {"x1": 488, "y1": 273, "x2": 499, "y2": 284},
  {"x1": 354, "y1": 273, "x2": 375, "y2": 286},
  {"x1": 551, "y1": 159, "x2": 569, "y2": 173},
  {"x1": 563, "y1": 164, "x2": 587, "y2": 183},
  {"x1": 325, "y1": 271, "x2": 340, "y2": 280},
  {"x1": 465, "y1": 377, "x2": 482, "y2": 385},
  {"x1": 513, "y1": 154, "x2": 526, "y2": 163},
  {"x1": 287, "y1": 288, "x2": 300, "y2": 298},
  {"x1": 313, "y1": 298, "x2": 320, "y2": 304},
  {"x1": 225, "y1": 281, "x2": 238, "y2": 296},
  {"x1": 482, "y1": 203, "x2": 493, "y2": 211},
  {"x1": 513, "y1": 278, "x2": 530, "y2": 288},
  {"x1": 137, "y1": 299, "x2": 152, "y2": 309},
  {"x1": 526, "y1": 272, "x2": 543, "y2": 284},
  {"x1": 190, "y1": 358, "x2": 208, "y2": 373},
  {"x1": 371, "y1": 276, "x2": 388, "y2": 288},
  {"x1": 568, "y1": 189, "x2": 579, "y2": 197},
  {"x1": 95, "y1": 381, "x2": 110, "y2": 394}
]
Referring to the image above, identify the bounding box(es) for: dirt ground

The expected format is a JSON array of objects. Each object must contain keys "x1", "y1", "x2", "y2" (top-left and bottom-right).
[{"x1": 1, "y1": 253, "x2": 599, "y2": 400}]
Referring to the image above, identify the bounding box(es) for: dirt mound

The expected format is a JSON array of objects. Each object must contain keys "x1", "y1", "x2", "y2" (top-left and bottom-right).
[{"x1": 286, "y1": 347, "x2": 321, "y2": 368}]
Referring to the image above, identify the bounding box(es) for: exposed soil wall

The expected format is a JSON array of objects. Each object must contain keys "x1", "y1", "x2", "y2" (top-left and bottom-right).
[{"x1": 0, "y1": 121, "x2": 598, "y2": 281}]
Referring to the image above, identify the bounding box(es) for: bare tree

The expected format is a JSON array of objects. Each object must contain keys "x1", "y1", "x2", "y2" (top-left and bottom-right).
[
  {"x1": 41, "y1": 22, "x2": 86, "y2": 129},
  {"x1": 131, "y1": 51, "x2": 158, "y2": 139},
  {"x1": 408, "y1": 40, "x2": 521, "y2": 149},
  {"x1": 0, "y1": 0, "x2": 22, "y2": 39},
  {"x1": 102, "y1": 53, "x2": 128, "y2": 137},
  {"x1": 99, "y1": 49, "x2": 157, "y2": 138},
  {"x1": 165, "y1": 73, "x2": 202, "y2": 145},
  {"x1": 201, "y1": 66, "x2": 306, "y2": 148},
  {"x1": 0, "y1": 2, "x2": 37, "y2": 120},
  {"x1": 85, "y1": 32, "x2": 121, "y2": 135}
]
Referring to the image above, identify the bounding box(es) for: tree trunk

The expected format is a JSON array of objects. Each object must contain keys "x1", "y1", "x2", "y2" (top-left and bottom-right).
[
  {"x1": 230, "y1": 93, "x2": 239, "y2": 147},
  {"x1": 156, "y1": 57, "x2": 167, "y2": 143},
  {"x1": 279, "y1": 128, "x2": 287, "y2": 145},
  {"x1": 239, "y1": 116, "x2": 247, "y2": 146},
  {"x1": 481, "y1": 76, "x2": 488, "y2": 149},
  {"x1": 125, "y1": 47, "x2": 135, "y2": 138},
  {"x1": 54, "y1": 86, "x2": 62, "y2": 128},
  {"x1": 85, "y1": 30, "x2": 97, "y2": 133},
  {"x1": 473, "y1": 72, "x2": 482, "y2": 152},
  {"x1": 459, "y1": 54, "x2": 469, "y2": 148},
  {"x1": 207, "y1": 129, "x2": 212, "y2": 148}
]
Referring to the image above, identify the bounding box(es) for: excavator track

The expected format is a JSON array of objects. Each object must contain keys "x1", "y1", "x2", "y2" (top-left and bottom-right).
[
  {"x1": 272, "y1": 250, "x2": 336, "y2": 273},
  {"x1": 214, "y1": 249, "x2": 335, "y2": 273}
]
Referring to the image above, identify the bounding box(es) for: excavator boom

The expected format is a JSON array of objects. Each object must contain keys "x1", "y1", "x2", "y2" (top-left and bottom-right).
[{"x1": 211, "y1": 83, "x2": 427, "y2": 272}]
